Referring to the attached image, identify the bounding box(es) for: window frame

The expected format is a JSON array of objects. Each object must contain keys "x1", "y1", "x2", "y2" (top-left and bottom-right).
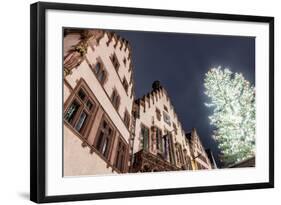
[
  {"x1": 122, "y1": 77, "x2": 129, "y2": 93},
  {"x1": 93, "y1": 116, "x2": 115, "y2": 160},
  {"x1": 110, "y1": 53, "x2": 120, "y2": 71},
  {"x1": 111, "y1": 89, "x2": 121, "y2": 111},
  {"x1": 123, "y1": 109, "x2": 130, "y2": 129},
  {"x1": 154, "y1": 126, "x2": 163, "y2": 153},
  {"x1": 64, "y1": 83, "x2": 98, "y2": 138},
  {"x1": 155, "y1": 108, "x2": 161, "y2": 121},
  {"x1": 140, "y1": 124, "x2": 150, "y2": 152},
  {"x1": 91, "y1": 59, "x2": 108, "y2": 85},
  {"x1": 114, "y1": 136, "x2": 129, "y2": 173}
]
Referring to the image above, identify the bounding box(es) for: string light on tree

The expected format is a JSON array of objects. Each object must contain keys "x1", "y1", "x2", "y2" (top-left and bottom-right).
[{"x1": 204, "y1": 67, "x2": 255, "y2": 165}]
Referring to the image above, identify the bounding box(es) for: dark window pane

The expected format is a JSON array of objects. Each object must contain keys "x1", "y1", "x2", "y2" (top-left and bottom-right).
[
  {"x1": 103, "y1": 121, "x2": 107, "y2": 129},
  {"x1": 64, "y1": 101, "x2": 80, "y2": 124},
  {"x1": 75, "y1": 111, "x2": 88, "y2": 132},
  {"x1": 95, "y1": 62, "x2": 101, "y2": 74},
  {"x1": 156, "y1": 109, "x2": 161, "y2": 121},
  {"x1": 111, "y1": 91, "x2": 116, "y2": 102},
  {"x1": 86, "y1": 100, "x2": 93, "y2": 111},
  {"x1": 119, "y1": 155, "x2": 124, "y2": 171},
  {"x1": 123, "y1": 78, "x2": 128, "y2": 92},
  {"x1": 111, "y1": 90, "x2": 120, "y2": 110},
  {"x1": 101, "y1": 138, "x2": 108, "y2": 156},
  {"x1": 116, "y1": 96, "x2": 120, "y2": 109},
  {"x1": 98, "y1": 70, "x2": 105, "y2": 83},
  {"x1": 96, "y1": 132, "x2": 104, "y2": 151},
  {"x1": 156, "y1": 129, "x2": 163, "y2": 152},
  {"x1": 115, "y1": 150, "x2": 120, "y2": 167},
  {"x1": 123, "y1": 57, "x2": 126, "y2": 65},
  {"x1": 142, "y1": 127, "x2": 149, "y2": 151},
  {"x1": 78, "y1": 89, "x2": 86, "y2": 101},
  {"x1": 111, "y1": 54, "x2": 119, "y2": 71},
  {"x1": 108, "y1": 128, "x2": 112, "y2": 136}
]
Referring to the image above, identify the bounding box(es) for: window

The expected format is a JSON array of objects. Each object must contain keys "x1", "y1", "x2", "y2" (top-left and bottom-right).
[
  {"x1": 178, "y1": 145, "x2": 184, "y2": 164},
  {"x1": 167, "y1": 134, "x2": 175, "y2": 164},
  {"x1": 64, "y1": 87, "x2": 96, "y2": 135},
  {"x1": 123, "y1": 57, "x2": 127, "y2": 66},
  {"x1": 163, "y1": 111, "x2": 171, "y2": 126},
  {"x1": 64, "y1": 100, "x2": 80, "y2": 124},
  {"x1": 164, "y1": 105, "x2": 168, "y2": 112},
  {"x1": 122, "y1": 77, "x2": 129, "y2": 93},
  {"x1": 111, "y1": 89, "x2": 120, "y2": 110},
  {"x1": 130, "y1": 86, "x2": 134, "y2": 99},
  {"x1": 114, "y1": 139, "x2": 127, "y2": 172},
  {"x1": 173, "y1": 123, "x2": 177, "y2": 135},
  {"x1": 161, "y1": 132, "x2": 176, "y2": 164},
  {"x1": 155, "y1": 127, "x2": 163, "y2": 152},
  {"x1": 124, "y1": 110, "x2": 130, "y2": 129},
  {"x1": 94, "y1": 119, "x2": 113, "y2": 158},
  {"x1": 93, "y1": 61, "x2": 107, "y2": 85},
  {"x1": 175, "y1": 144, "x2": 184, "y2": 164},
  {"x1": 110, "y1": 53, "x2": 120, "y2": 71},
  {"x1": 156, "y1": 108, "x2": 161, "y2": 121},
  {"x1": 75, "y1": 111, "x2": 88, "y2": 132},
  {"x1": 141, "y1": 125, "x2": 149, "y2": 151}
]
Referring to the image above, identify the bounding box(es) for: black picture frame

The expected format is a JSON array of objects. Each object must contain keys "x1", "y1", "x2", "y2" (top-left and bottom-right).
[{"x1": 30, "y1": 1, "x2": 274, "y2": 203}]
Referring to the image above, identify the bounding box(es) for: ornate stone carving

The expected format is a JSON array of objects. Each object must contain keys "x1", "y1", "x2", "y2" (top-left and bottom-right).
[
  {"x1": 63, "y1": 29, "x2": 105, "y2": 77},
  {"x1": 131, "y1": 149, "x2": 181, "y2": 173},
  {"x1": 64, "y1": 41, "x2": 88, "y2": 77}
]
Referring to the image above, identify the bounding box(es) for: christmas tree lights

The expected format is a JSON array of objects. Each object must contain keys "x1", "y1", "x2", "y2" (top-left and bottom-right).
[{"x1": 204, "y1": 67, "x2": 255, "y2": 165}]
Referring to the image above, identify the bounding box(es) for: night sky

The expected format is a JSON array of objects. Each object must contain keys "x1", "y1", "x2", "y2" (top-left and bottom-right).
[{"x1": 113, "y1": 29, "x2": 255, "y2": 167}]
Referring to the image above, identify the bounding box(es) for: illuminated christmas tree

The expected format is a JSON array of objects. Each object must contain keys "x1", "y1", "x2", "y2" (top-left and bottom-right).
[{"x1": 204, "y1": 67, "x2": 255, "y2": 165}]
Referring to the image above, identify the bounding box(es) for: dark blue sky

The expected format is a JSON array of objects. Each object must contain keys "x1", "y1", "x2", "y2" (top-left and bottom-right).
[{"x1": 113, "y1": 29, "x2": 255, "y2": 167}]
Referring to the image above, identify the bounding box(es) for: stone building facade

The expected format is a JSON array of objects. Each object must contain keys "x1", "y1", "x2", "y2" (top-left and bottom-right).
[
  {"x1": 63, "y1": 29, "x2": 213, "y2": 176},
  {"x1": 131, "y1": 81, "x2": 192, "y2": 172},
  {"x1": 63, "y1": 29, "x2": 134, "y2": 176}
]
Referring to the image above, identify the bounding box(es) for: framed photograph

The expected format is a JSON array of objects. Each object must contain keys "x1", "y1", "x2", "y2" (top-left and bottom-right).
[{"x1": 30, "y1": 1, "x2": 274, "y2": 203}]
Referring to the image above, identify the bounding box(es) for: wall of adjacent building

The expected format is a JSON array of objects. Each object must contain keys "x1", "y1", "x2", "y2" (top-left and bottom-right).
[{"x1": 190, "y1": 129, "x2": 212, "y2": 169}]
